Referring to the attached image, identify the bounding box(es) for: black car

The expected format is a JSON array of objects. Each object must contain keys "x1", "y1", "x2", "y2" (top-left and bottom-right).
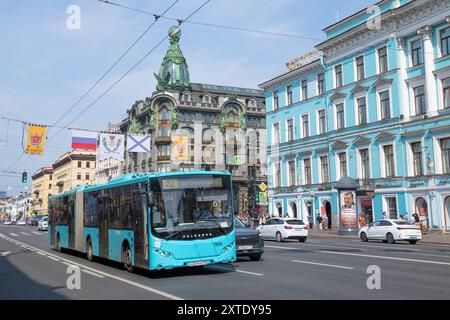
[{"x1": 234, "y1": 217, "x2": 264, "y2": 261}]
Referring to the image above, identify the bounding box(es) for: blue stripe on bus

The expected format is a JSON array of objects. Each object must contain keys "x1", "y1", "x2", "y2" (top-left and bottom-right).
[{"x1": 108, "y1": 229, "x2": 134, "y2": 264}]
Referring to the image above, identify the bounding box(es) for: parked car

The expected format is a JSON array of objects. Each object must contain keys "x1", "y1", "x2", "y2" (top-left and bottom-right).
[
  {"x1": 30, "y1": 214, "x2": 46, "y2": 226},
  {"x1": 234, "y1": 217, "x2": 264, "y2": 261},
  {"x1": 359, "y1": 219, "x2": 422, "y2": 244},
  {"x1": 257, "y1": 217, "x2": 308, "y2": 242},
  {"x1": 38, "y1": 217, "x2": 48, "y2": 231},
  {"x1": 3, "y1": 220, "x2": 12, "y2": 225},
  {"x1": 16, "y1": 219, "x2": 26, "y2": 226}
]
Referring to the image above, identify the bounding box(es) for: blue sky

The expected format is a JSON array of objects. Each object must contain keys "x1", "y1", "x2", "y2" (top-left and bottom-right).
[{"x1": 0, "y1": 0, "x2": 375, "y2": 195}]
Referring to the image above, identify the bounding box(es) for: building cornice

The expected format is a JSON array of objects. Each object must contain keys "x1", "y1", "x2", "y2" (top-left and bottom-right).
[{"x1": 316, "y1": 0, "x2": 450, "y2": 63}]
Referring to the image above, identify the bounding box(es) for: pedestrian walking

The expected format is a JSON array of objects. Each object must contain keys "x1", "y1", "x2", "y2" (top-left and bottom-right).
[
  {"x1": 382, "y1": 212, "x2": 388, "y2": 220},
  {"x1": 323, "y1": 215, "x2": 329, "y2": 230},
  {"x1": 308, "y1": 215, "x2": 313, "y2": 229},
  {"x1": 359, "y1": 214, "x2": 366, "y2": 228},
  {"x1": 316, "y1": 215, "x2": 323, "y2": 230}
]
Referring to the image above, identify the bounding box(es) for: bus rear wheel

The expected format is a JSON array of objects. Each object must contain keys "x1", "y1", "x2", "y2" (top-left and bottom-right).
[
  {"x1": 122, "y1": 244, "x2": 133, "y2": 273},
  {"x1": 86, "y1": 239, "x2": 94, "y2": 262}
]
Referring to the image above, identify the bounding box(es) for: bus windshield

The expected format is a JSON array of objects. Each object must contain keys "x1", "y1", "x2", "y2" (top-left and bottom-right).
[{"x1": 150, "y1": 174, "x2": 233, "y2": 239}]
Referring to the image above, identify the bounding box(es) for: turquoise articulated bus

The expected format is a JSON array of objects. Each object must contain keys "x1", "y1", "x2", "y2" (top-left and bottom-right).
[{"x1": 48, "y1": 171, "x2": 236, "y2": 272}]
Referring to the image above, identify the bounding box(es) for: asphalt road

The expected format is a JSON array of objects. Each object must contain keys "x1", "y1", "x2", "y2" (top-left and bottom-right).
[{"x1": 1, "y1": 224, "x2": 450, "y2": 300}]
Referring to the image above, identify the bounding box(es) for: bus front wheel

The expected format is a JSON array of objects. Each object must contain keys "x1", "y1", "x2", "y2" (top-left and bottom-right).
[{"x1": 122, "y1": 244, "x2": 133, "y2": 273}]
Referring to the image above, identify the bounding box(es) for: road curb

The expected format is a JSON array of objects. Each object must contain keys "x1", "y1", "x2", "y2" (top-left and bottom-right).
[{"x1": 308, "y1": 234, "x2": 450, "y2": 246}]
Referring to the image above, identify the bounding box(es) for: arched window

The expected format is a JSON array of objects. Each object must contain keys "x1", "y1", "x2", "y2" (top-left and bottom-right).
[
  {"x1": 159, "y1": 107, "x2": 169, "y2": 121},
  {"x1": 415, "y1": 197, "x2": 429, "y2": 227},
  {"x1": 202, "y1": 95, "x2": 210, "y2": 104},
  {"x1": 202, "y1": 128, "x2": 215, "y2": 164}
]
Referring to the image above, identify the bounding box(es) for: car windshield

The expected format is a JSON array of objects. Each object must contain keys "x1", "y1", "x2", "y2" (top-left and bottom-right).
[
  {"x1": 234, "y1": 218, "x2": 246, "y2": 228},
  {"x1": 286, "y1": 219, "x2": 304, "y2": 225},
  {"x1": 150, "y1": 174, "x2": 234, "y2": 239},
  {"x1": 42, "y1": 217, "x2": 48, "y2": 222}
]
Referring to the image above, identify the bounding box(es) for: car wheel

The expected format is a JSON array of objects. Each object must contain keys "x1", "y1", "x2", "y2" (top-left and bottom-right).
[
  {"x1": 360, "y1": 232, "x2": 368, "y2": 242},
  {"x1": 122, "y1": 244, "x2": 133, "y2": 273},
  {"x1": 386, "y1": 233, "x2": 395, "y2": 244},
  {"x1": 249, "y1": 254, "x2": 262, "y2": 261},
  {"x1": 86, "y1": 239, "x2": 94, "y2": 262},
  {"x1": 276, "y1": 232, "x2": 283, "y2": 242},
  {"x1": 298, "y1": 237, "x2": 306, "y2": 242},
  {"x1": 408, "y1": 240, "x2": 417, "y2": 245}
]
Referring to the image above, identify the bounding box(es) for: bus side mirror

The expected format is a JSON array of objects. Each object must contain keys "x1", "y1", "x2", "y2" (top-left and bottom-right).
[{"x1": 147, "y1": 192, "x2": 155, "y2": 206}]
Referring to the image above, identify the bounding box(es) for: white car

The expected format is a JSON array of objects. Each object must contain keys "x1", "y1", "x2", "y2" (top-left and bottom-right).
[
  {"x1": 16, "y1": 219, "x2": 26, "y2": 226},
  {"x1": 38, "y1": 217, "x2": 48, "y2": 231},
  {"x1": 257, "y1": 218, "x2": 308, "y2": 242},
  {"x1": 3, "y1": 220, "x2": 12, "y2": 225},
  {"x1": 359, "y1": 219, "x2": 422, "y2": 244}
]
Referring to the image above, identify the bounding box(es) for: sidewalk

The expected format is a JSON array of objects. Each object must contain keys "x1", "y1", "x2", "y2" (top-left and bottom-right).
[{"x1": 308, "y1": 228, "x2": 450, "y2": 245}]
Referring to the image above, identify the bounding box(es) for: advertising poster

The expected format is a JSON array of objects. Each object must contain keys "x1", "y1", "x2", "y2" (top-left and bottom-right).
[
  {"x1": 173, "y1": 135, "x2": 188, "y2": 161},
  {"x1": 340, "y1": 190, "x2": 357, "y2": 228}
]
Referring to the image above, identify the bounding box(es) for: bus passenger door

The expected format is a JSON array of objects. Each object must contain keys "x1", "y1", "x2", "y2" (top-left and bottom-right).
[
  {"x1": 68, "y1": 197, "x2": 75, "y2": 249},
  {"x1": 132, "y1": 188, "x2": 147, "y2": 268},
  {"x1": 99, "y1": 192, "x2": 109, "y2": 258}
]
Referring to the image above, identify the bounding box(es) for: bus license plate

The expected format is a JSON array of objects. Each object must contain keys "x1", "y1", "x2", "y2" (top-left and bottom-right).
[
  {"x1": 238, "y1": 245, "x2": 253, "y2": 250},
  {"x1": 189, "y1": 261, "x2": 208, "y2": 267}
]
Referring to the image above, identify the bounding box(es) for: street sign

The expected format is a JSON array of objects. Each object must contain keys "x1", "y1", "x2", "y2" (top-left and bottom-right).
[
  {"x1": 259, "y1": 182, "x2": 267, "y2": 192},
  {"x1": 259, "y1": 192, "x2": 268, "y2": 205}
]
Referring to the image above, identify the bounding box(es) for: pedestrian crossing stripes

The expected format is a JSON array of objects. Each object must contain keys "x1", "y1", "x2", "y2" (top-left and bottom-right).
[
  {"x1": 9, "y1": 233, "x2": 18, "y2": 237},
  {"x1": 20, "y1": 232, "x2": 30, "y2": 236}
]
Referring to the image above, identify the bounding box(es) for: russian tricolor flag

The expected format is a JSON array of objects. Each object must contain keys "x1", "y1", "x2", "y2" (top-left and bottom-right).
[{"x1": 72, "y1": 130, "x2": 98, "y2": 151}]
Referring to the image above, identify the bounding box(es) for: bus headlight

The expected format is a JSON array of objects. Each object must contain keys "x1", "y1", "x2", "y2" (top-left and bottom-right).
[
  {"x1": 223, "y1": 242, "x2": 234, "y2": 253},
  {"x1": 155, "y1": 249, "x2": 173, "y2": 258}
]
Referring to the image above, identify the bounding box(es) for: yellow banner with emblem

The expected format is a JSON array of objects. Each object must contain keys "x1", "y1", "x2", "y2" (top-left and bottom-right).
[
  {"x1": 173, "y1": 135, "x2": 188, "y2": 161},
  {"x1": 26, "y1": 124, "x2": 47, "y2": 155}
]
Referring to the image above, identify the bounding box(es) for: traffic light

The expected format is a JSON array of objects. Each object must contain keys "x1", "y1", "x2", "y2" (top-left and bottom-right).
[{"x1": 21, "y1": 171, "x2": 27, "y2": 183}]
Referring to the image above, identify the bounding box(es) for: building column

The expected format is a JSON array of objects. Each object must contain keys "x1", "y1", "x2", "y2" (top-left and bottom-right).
[
  {"x1": 396, "y1": 37, "x2": 410, "y2": 119},
  {"x1": 193, "y1": 121, "x2": 203, "y2": 170},
  {"x1": 418, "y1": 26, "x2": 438, "y2": 116}
]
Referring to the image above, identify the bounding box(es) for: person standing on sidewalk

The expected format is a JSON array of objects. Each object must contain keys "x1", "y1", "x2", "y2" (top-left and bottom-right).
[{"x1": 317, "y1": 215, "x2": 323, "y2": 230}]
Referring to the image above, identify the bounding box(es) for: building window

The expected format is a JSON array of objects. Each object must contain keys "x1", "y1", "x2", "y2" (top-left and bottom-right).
[
  {"x1": 335, "y1": 64, "x2": 343, "y2": 88},
  {"x1": 443, "y1": 78, "x2": 450, "y2": 109},
  {"x1": 301, "y1": 80, "x2": 308, "y2": 100},
  {"x1": 317, "y1": 73, "x2": 325, "y2": 95},
  {"x1": 275, "y1": 163, "x2": 281, "y2": 188},
  {"x1": 77, "y1": 161, "x2": 82, "y2": 168},
  {"x1": 286, "y1": 85, "x2": 293, "y2": 105},
  {"x1": 441, "y1": 27, "x2": 450, "y2": 57},
  {"x1": 287, "y1": 119, "x2": 294, "y2": 142},
  {"x1": 159, "y1": 107, "x2": 169, "y2": 120},
  {"x1": 86, "y1": 162, "x2": 90, "y2": 168},
  {"x1": 379, "y1": 90, "x2": 391, "y2": 120},
  {"x1": 318, "y1": 109, "x2": 326, "y2": 134},
  {"x1": 320, "y1": 156, "x2": 329, "y2": 183},
  {"x1": 49, "y1": 184, "x2": 52, "y2": 190},
  {"x1": 411, "y1": 39, "x2": 423, "y2": 67},
  {"x1": 357, "y1": 97, "x2": 367, "y2": 125},
  {"x1": 356, "y1": 56, "x2": 365, "y2": 81},
  {"x1": 303, "y1": 159, "x2": 311, "y2": 185},
  {"x1": 378, "y1": 46, "x2": 388, "y2": 73},
  {"x1": 202, "y1": 95, "x2": 210, "y2": 104},
  {"x1": 302, "y1": 114, "x2": 309, "y2": 138},
  {"x1": 85, "y1": 174, "x2": 90, "y2": 180},
  {"x1": 273, "y1": 91, "x2": 279, "y2": 110},
  {"x1": 440, "y1": 138, "x2": 450, "y2": 174},
  {"x1": 273, "y1": 123, "x2": 280, "y2": 145},
  {"x1": 386, "y1": 197, "x2": 398, "y2": 219},
  {"x1": 383, "y1": 145, "x2": 395, "y2": 177},
  {"x1": 414, "y1": 85, "x2": 427, "y2": 115},
  {"x1": 360, "y1": 149, "x2": 370, "y2": 180},
  {"x1": 77, "y1": 172, "x2": 81, "y2": 180},
  {"x1": 288, "y1": 160, "x2": 296, "y2": 186},
  {"x1": 411, "y1": 142, "x2": 423, "y2": 176},
  {"x1": 338, "y1": 152, "x2": 347, "y2": 178},
  {"x1": 335, "y1": 103, "x2": 345, "y2": 130}
]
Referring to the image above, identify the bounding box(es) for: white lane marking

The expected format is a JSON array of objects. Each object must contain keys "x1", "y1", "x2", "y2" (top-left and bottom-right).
[
  {"x1": 9, "y1": 233, "x2": 18, "y2": 237},
  {"x1": 266, "y1": 242, "x2": 365, "y2": 251},
  {"x1": 395, "y1": 251, "x2": 450, "y2": 259},
  {"x1": 82, "y1": 269, "x2": 105, "y2": 278},
  {"x1": 20, "y1": 232, "x2": 30, "y2": 236},
  {"x1": 32, "y1": 231, "x2": 43, "y2": 235},
  {"x1": 291, "y1": 259, "x2": 355, "y2": 270},
  {"x1": 47, "y1": 256, "x2": 60, "y2": 262},
  {"x1": 321, "y1": 250, "x2": 450, "y2": 266},
  {"x1": 36, "y1": 251, "x2": 46, "y2": 256},
  {"x1": 265, "y1": 245, "x2": 302, "y2": 250},
  {"x1": 0, "y1": 233, "x2": 183, "y2": 300},
  {"x1": 209, "y1": 265, "x2": 264, "y2": 276},
  {"x1": 0, "y1": 251, "x2": 11, "y2": 257},
  {"x1": 306, "y1": 239, "x2": 421, "y2": 251}
]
